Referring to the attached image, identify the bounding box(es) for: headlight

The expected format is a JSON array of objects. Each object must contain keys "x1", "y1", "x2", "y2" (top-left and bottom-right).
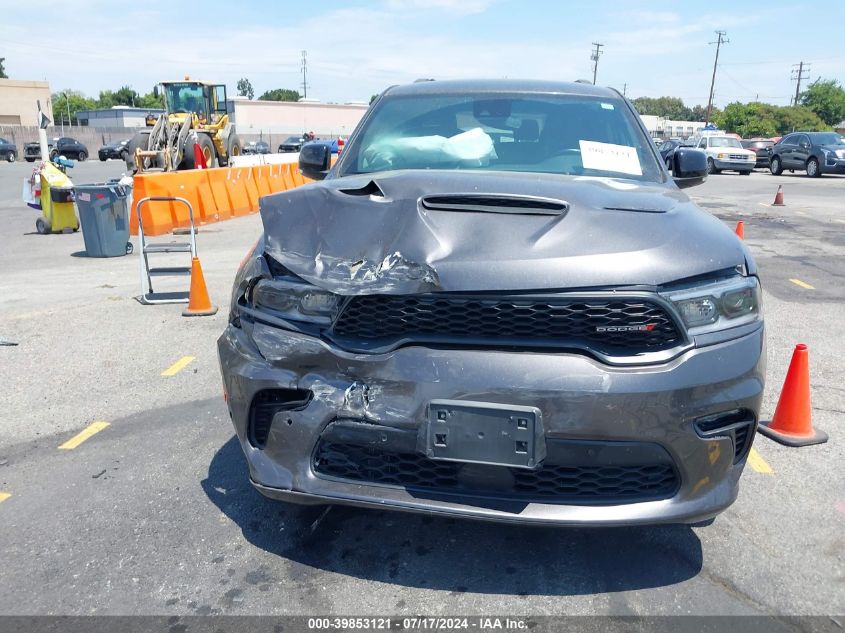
[
  {"x1": 836, "y1": 149, "x2": 845, "y2": 159},
  {"x1": 251, "y1": 279, "x2": 339, "y2": 324},
  {"x1": 661, "y1": 276, "x2": 761, "y2": 335}
]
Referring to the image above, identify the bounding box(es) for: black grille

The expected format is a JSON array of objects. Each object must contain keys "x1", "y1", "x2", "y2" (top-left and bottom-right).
[
  {"x1": 313, "y1": 442, "x2": 679, "y2": 504},
  {"x1": 733, "y1": 424, "x2": 753, "y2": 463},
  {"x1": 332, "y1": 295, "x2": 682, "y2": 354},
  {"x1": 248, "y1": 389, "x2": 312, "y2": 448}
]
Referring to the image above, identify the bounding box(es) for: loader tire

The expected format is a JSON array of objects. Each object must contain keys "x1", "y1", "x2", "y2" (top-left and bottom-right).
[
  {"x1": 223, "y1": 133, "x2": 242, "y2": 166},
  {"x1": 181, "y1": 135, "x2": 216, "y2": 170},
  {"x1": 126, "y1": 131, "x2": 151, "y2": 173}
]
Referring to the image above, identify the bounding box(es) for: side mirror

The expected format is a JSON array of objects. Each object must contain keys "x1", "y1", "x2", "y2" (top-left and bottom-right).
[
  {"x1": 672, "y1": 148, "x2": 707, "y2": 189},
  {"x1": 299, "y1": 143, "x2": 331, "y2": 181}
]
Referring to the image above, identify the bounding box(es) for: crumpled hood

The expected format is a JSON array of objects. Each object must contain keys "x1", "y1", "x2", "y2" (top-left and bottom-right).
[{"x1": 259, "y1": 170, "x2": 744, "y2": 295}]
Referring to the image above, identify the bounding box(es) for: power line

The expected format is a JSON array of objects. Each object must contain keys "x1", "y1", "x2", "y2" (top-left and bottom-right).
[
  {"x1": 590, "y1": 42, "x2": 604, "y2": 85},
  {"x1": 705, "y1": 30, "x2": 728, "y2": 125},
  {"x1": 791, "y1": 62, "x2": 811, "y2": 106}
]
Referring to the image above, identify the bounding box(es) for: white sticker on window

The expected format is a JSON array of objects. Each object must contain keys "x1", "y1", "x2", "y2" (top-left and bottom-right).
[
  {"x1": 579, "y1": 140, "x2": 642, "y2": 176},
  {"x1": 600, "y1": 103, "x2": 615, "y2": 110}
]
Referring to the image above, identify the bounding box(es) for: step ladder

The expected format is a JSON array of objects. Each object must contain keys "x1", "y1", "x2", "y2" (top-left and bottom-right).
[{"x1": 136, "y1": 196, "x2": 197, "y2": 304}]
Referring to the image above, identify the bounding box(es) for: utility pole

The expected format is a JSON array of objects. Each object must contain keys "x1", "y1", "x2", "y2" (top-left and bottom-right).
[
  {"x1": 705, "y1": 30, "x2": 728, "y2": 125},
  {"x1": 590, "y1": 42, "x2": 604, "y2": 85},
  {"x1": 623, "y1": 83, "x2": 627, "y2": 97},
  {"x1": 300, "y1": 50, "x2": 308, "y2": 99},
  {"x1": 791, "y1": 62, "x2": 810, "y2": 106}
]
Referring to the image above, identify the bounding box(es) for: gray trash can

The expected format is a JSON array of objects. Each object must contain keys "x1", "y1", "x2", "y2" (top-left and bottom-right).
[{"x1": 74, "y1": 182, "x2": 133, "y2": 257}]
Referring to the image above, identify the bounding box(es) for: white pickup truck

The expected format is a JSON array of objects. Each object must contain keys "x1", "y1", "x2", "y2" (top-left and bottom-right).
[{"x1": 692, "y1": 135, "x2": 756, "y2": 175}]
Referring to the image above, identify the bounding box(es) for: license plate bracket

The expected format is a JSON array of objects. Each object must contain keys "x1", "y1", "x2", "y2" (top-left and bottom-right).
[{"x1": 425, "y1": 400, "x2": 545, "y2": 469}]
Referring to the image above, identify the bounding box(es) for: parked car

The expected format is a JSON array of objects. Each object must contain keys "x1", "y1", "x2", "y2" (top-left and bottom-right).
[
  {"x1": 692, "y1": 135, "x2": 756, "y2": 174},
  {"x1": 658, "y1": 139, "x2": 687, "y2": 170},
  {"x1": 24, "y1": 137, "x2": 88, "y2": 162},
  {"x1": 0, "y1": 137, "x2": 17, "y2": 162},
  {"x1": 769, "y1": 132, "x2": 845, "y2": 177},
  {"x1": 740, "y1": 139, "x2": 774, "y2": 168},
  {"x1": 303, "y1": 138, "x2": 340, "y2": 154},
  {"x1": 98, "y1": 139, "x2": 130, "y2": 161},
  {"x1": 278, "y1": 135, "x2": 307, "y2": 153},
  {"x1": 219, "y1": 79, "x2": 764, "y2": 531},
  {"x1": 243, "y1": 140, "x2": 271, "y2": 155}
]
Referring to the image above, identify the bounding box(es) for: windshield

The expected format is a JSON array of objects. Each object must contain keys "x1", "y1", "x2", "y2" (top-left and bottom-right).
[
  {"x1": 710, "y1": 137, "x2": 742, "y2": 148},
  {"x1": 339, "y1": 93, "x2": 663, "y2": 182},
  {"x1": 164, "y1": 83, "x2": 206, "y2": 115},
  {"x1": 283, "y1": 136, "x2": 302, "y2": 143},
  {"x1": 810, "y1": 133, "x2": 845, "y2": 145}
]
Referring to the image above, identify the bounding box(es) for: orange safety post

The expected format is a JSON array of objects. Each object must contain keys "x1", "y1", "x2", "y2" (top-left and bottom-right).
[{"x1": 266, "y1": 164, "x2": 286, "y2": 193}]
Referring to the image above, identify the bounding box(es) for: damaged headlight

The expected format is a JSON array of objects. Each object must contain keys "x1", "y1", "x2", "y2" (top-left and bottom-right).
[
  {"x1": 660, "y1": 275, "x2": 762, "y2": 335},
  {"x1": 251, "y1": 279, "x2": 340, "y2": 324}
]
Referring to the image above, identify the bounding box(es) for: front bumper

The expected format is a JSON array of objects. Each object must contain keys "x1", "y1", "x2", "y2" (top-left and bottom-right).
[
  {"x1": 821, "y1": 157, "x2": 845, "y2": 174},
  {"x1": 218, "y1": 322, "x2": 765, "y2": 526},
  {"x1": 714, "y1": 158, "x2": 756, "y2": 171}
]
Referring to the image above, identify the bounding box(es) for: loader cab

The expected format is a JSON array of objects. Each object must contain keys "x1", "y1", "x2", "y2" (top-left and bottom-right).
[{"x1": 162, "y1": 81, "x2": 228, "y2": 126}]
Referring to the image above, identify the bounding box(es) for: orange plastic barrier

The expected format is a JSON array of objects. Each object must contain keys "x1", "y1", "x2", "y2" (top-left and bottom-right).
[{"x1": 131, "y1": 160, "x2": 312, "y2": 236}]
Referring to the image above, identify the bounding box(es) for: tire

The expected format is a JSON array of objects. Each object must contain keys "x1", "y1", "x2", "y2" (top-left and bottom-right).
[
  {"x1": 181, "y1": 134, "x2": 216, "y2": 170},
  {"x1": 120, "y1": 150, "x2": 128, "y2": 162},
  {"x1": 49, "y1": 150, "x2": 58, "y2": 161},
  {"x1": 25, "y1": 157, "x2": 35, "y2": 162},
  {"x1": 740, "y1": 170, "x2": 751, "y2": 175},
  {"x1": 99, "y1": 155, "x2": 106, "y2": 162},
  {"x1": 35, "y1": 217, "x2": 51, "y2": 235},
  {"x1": 7, "y1": 152, "x2": 15, "y2": 163},
  {"x1": 125, "y1": 131, "x2": 151, "y2": 172},
  {"x1": 806, "y1": 157, "x2": 821, "y2": 178},
  {"x1": 77, "y1": 150, "x2": 87, "y2": 162},
  {"x1": 706, "y1": 158, "x2": 720, "y2": 175},
  {"x1": 224, "y1": 132, "x2": 242, "y2": 166},
  {"x1": 770, "y1": 155, "x2": 783, "y2": 175},
  {"x1": 665, "y1": 157, "x2": 672, "y2": 172}
]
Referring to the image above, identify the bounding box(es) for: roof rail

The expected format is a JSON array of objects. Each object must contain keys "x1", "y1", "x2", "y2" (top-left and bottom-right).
[{"x1": 413, "y1": 78, "x2": 436, "y2": 83}]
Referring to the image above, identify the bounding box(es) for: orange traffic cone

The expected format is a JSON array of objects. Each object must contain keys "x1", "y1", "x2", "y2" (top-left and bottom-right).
[
  {"x1": 182, "y1": 257, "x2": 218, "y2": 317},
  {"x1": 758, "y1": 344, "x2": 828, "y2": 446},
  {"x1": 772, "y1": 185, "x2": 784, "y2": 206},
  {"x1": 193, "y1": 142, "x2": 208, "y2": 169},
  {"x1": 735, "y1": 221, "x2": 745, "y2": 239}
]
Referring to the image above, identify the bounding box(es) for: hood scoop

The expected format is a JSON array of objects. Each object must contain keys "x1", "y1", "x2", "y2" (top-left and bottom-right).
[
  {"x1": 603, "y1": 206, "x2": 667, "y2": 214},
  {"x1": 339, "y1": 180, "x2": 386, "y2": 198},
  {"x1": 421, "y1": 193, "x2": 569, "y2": 216}
]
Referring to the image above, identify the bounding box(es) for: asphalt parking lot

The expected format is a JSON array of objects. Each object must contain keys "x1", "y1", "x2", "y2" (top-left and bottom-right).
[{"x1": 0, "y1": 160, "x2": 842, "y2": 622}]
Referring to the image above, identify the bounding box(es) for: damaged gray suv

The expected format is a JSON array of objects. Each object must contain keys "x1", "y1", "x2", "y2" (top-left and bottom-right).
[{"x1": 218, "y1": 79, "x2": 765, "y2": 527}]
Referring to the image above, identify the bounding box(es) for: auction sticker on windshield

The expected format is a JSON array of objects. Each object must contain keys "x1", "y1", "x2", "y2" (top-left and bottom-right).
[{"x1": 579, "y1": 140, "x2": 642, "y2": 176}]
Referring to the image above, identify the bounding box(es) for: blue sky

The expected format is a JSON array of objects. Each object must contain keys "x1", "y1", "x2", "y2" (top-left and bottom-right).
[{"x1": 3, "y1": 0, "x2": 844, "y2": 107}]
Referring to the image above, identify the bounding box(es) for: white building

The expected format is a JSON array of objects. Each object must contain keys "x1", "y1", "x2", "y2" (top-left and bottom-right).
[
  {"x1": 228, "y1": 99, "x2": 369, "y2": 137},
  {"x1": 639, "y1": 115, "x2": 707, "y2": 140},
  {"x1": 76, "y1": 106, "x2": 165, "y2": 128}
]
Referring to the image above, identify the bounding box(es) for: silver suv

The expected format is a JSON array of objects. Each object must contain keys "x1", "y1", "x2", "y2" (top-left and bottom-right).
[{"x1": 218, "y1": 79, "x2": 764, "y2": 529}]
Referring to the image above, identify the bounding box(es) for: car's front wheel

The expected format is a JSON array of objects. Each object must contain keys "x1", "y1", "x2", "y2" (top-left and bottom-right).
[
  {"x1": 770, "y1": 155, "x2": 783, "y2": 175},
  {"x1": 806, "y1": 157, "x2": 821, "y2": 178},
  {"x1": 6, "y1": 152, "x2": 15, "y2": 163},
  {"x1": 707, "y1": 158, "x2": 720, "y2": 174},
  {"x1": 77, "y1": 150, "x2": 87, "y2": 162},
  {"x1": 740, "y1": 170, "x2": 752, "y2": 175}
]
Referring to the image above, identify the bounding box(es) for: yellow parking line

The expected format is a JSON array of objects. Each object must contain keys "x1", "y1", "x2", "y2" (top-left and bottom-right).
[
  {"x1": 0, "y1": 492, "x2": 11, "y2": 504},
  {"x1": 58, "y1": 421, "x2": 110, "y2": 450},
  {"x1": 162, "y1": 356, "x2": 195, "y2": 377},
  {"x1": 747, "y1": 448, "x2": 773, "y2": 474},
  {"x1": 789, "y1": 278, "x2": 815, "y2": 290}
]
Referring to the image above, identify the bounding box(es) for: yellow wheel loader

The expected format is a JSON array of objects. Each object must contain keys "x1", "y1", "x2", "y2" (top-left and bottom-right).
[{"x1": 128, "y1": 78, "x2": 242, "y2": 173}]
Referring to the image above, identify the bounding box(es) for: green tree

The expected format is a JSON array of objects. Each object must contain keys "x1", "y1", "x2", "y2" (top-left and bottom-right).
[
  {"x1": 800, "y1": 79, "x2": 845, "y2": 126},
  {"x1": 258, "y1": 88, "x2": 300, "y2": 102},
  {"x1": 776, "y1": 105, "x2": 828, "y2": 133},
  {"x1": 717, "y1": 102, "x2": 779, "y2": 137},
  {"x1": 236, "y1": 77, "x2": 254, "y2": 100},
  {"x1": 137, "y1": 88, "x2": 164, "y2": 109},
  {"x1": 631, "y1": 96, "x2": 692, "y2": 120},
  {"x1": 0, "y1": 57, "x2": 7, "y2": 79},
  {"x1": 51, "y1": 90, "x2": 96, "y2": 125}
]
